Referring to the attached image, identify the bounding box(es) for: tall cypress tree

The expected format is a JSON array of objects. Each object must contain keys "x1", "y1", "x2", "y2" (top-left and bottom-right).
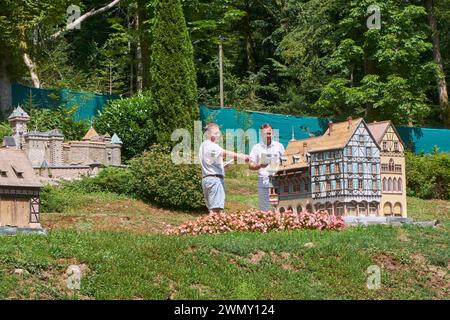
[{"x1": 150, "y1": 0, "x2": 198, "y2": 144}]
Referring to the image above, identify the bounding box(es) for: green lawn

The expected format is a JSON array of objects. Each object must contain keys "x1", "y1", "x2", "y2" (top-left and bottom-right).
[{"x1": 0, "y1": 166, "x2": 448, "y2": 300}]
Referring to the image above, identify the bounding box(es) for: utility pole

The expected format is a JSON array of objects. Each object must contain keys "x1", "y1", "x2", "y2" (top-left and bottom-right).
[{"x1": 219, "y1": 35, "x2": 224, "y2": 108}]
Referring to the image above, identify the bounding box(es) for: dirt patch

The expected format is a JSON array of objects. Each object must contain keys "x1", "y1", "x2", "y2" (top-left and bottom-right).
[
  {"x1": 41, "y1": 198, "x2": 199, "y2": 234},
  {"x1": 410, "y1": 253, "x2": 449, "y2": 299},
  {"x1": 247, "y1": 251, "x2": 267, "y2": 264},
  {"x1": 373, "y1": 253, "x2": 404, "y2": 272},
  {"x1": 269, "y1": 252, "x2": 303, "y2": 272},
  {"x1": 9, "y1": 258, "x2": 93, "y2": 299}
]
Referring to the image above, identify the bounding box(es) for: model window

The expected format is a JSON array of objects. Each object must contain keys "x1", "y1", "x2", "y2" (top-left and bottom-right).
[
  {"x1": 394, "y1": 142, "x2": 399, "y2": 151},
  {"x1": 382, "y1": 142, "x2": 387, "y2": 150},
  {"x1": 366, "y1": 147, "x2": 372, "y2": 157},
  {"x1": 358, "y1": 179, "x2": 363, "y2": 190},
  {"x1": 389, "y1": 159, "x2": 394, "y2": 171},
  {"x1": 336, "y1": 180, "x2": 341, "y2": 190},
  {"x1": 348, "y1": 179, "x2": 353, "y2": 190},
  {"x1": 359, "y1": 135, "x2": 365, "y2": 143},
  {"x1": 358, "y1": 163, "x2": 363, "y2": 174}
]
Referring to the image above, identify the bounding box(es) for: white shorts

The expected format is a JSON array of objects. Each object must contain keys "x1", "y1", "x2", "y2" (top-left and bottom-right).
[{"x1": 258, "y1": 187, "x2": 270, "y2": 212}]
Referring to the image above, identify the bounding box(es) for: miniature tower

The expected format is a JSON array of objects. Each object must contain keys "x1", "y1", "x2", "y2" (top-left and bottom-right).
[
  {"x1": 110, "y1": 133, "x2": 123, "y2": 165},
  {"x1": 8, "y1": 106, "x2": 30, "y2": 149}
]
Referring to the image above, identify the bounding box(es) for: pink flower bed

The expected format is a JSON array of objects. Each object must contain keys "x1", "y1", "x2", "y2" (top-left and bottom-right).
[{"x1": 165, "y1": 209, "x2": 345, "y2": 235}]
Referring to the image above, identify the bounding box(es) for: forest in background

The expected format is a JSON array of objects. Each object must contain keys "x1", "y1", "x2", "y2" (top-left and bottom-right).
[{"x1": 1, "y1": 0, "x2": 449, "y2": 128}]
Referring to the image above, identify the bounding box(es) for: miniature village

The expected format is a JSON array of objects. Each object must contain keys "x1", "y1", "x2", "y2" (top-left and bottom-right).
[
  {"x1": 0, "y1": 107, "x2": 123, "y2": 229},
  {"x1": 270, "y1": 117, "x2": 407, "y2": 218}
]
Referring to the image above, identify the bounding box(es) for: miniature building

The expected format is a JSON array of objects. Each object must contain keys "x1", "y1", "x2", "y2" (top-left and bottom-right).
[
  {"x1": 271, "y1": 117, "x2": 407, "y2": 217},
  {"x1": 0, "y1": 148, "x2": 42, "y2": 228},
  {"x1": 5, "y1": 107, "x2": 123, "y2": 180},
  {"x1": 367, "y1": 121, "x2": 407, "y2": 217}
]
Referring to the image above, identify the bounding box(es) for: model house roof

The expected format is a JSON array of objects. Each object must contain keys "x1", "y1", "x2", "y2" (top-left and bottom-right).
[
  {"x1": 281, "y1": 118, "x2": 365, "y2": 170},
  {"x1": 367, "y1": 120, "x2": 406, "y2": 147},
  {"x1": 366, "y1": 121, "x2": 391, "y2": 144},
  {"x1": 111, "y1": 133, "x2": 123, "y2": 144},
  {"x1": 0, "y1": 148, "x2": 42, "y2": 188},
  {"x1": 8, "y1": 106, "x2": 30, "y2": 120},
  {"x1": 83, "y1": 126, "x2": 99, "y2": 141}
]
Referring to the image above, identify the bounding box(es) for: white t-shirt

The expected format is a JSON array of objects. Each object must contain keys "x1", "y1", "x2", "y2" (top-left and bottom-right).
[
  {"x1": 199, "y1": 140, "x2": 225, "y2": 177},
  {"x1": 249, "y1": 141, "x2": 285, "y2": 188}
]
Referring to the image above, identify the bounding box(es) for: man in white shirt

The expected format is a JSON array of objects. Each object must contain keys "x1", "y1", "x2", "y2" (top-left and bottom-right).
[
  {"x1": 199, "y1": 123, "x2": 249, "y2": 214},
  {"x1": 249, "y1": 123, "x2": 285, "y2": 212}
]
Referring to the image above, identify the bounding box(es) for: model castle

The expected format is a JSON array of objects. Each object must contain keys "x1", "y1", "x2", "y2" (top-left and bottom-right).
[
  {"x1": 271, "y1": 117, "x2": 407, "y2": 217},
  {"x1": 3, "y1": 106, "x2": 122, "y2": 179}
]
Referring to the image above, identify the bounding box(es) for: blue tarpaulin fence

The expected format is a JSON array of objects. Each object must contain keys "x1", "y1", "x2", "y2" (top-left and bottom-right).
[
  {"x1": 10, "y1": 84, "x2": 450, "y2": 154},
  {"x1": 11, "y1": 83, "x2": 119, "y2": 121},
  {"x1": 199, "y1": 105, "x2": 450, "y2": 154}
]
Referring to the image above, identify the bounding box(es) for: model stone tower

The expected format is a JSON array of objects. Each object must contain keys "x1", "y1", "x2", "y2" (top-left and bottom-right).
[{"x1": 8, "y1": 106, "x2": 30, "y2": 149}]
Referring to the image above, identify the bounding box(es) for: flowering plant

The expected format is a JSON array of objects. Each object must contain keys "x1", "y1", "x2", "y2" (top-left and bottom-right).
[{"x1": 165, "y1": 209, "x2": 345, "y2": 235}]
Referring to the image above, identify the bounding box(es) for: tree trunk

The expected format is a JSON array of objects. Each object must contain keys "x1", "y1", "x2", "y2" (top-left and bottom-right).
[
  {"x1": 0, "y1": 53, "x2": 12, "y2": 115},
  {"x1": 135, "y1": 11, "x2": 143, "y2": 92},
  {"x1": 19, "y1": 28, "x2": 40, "y2": 88},
  {"x1": 426, "y1": 0, "x2": 450, "y2": 127},
  {"x1": 244, "y1": 2, "x2": 255, "y2": 72},
  {"x1": 137, "y1": 0, "x2": 151, "y2": 89}
]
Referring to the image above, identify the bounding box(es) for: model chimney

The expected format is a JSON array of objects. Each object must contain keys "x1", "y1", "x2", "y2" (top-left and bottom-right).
[
  {"x1": 303, "y1": 142, "x2": 308, "y2": 156},
  {"x1": 328, "y1": 121, "x2": 333, "y2": 135},
  {"x1": 347, "y1": 116, "x2": 353, "y2": 129}
]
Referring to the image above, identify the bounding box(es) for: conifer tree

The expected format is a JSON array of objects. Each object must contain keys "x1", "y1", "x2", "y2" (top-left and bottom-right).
[{"x1": 150, "y1": 0, "x2": 198, "y2": 144}]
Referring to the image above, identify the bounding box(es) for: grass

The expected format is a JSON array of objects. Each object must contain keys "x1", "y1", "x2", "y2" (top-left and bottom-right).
[{"x1": 0, "y1": 165, "x2": 448, "y2": 300}]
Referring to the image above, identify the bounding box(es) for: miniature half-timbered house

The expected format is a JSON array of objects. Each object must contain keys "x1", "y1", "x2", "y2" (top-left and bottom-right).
[
  {"x1": 367, "y1": 121, "x2": 407, "y2": 217},
  {"x1": 0, "y1": 148, "x2": 42, "y2": 228},
  {"x1": 271, "y1": 117, "x2": 385, "y2": 216}
]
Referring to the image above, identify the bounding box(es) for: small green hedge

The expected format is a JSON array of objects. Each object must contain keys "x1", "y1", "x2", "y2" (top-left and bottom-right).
[
  {"x1": 129, "y1": 145, "x2": 205, "y2": 210},
  {"x1": 61, "y1": 167, "x2": 135, "y2": 197},
  {"x1": 406, "y1": 151, "x2": 450, "y2": 200}
]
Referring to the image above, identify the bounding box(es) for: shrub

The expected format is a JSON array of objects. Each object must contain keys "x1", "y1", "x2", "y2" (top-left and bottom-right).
[
  {"x1": 406, "y1": 151, "x2": 450, "y2": 200},
  {"x1": 129, "y1": 145, "x2": 205, "y2": 210},
  {"x1": 40, "y1": 185, "x2": 83, "y2": 213},
  {"x1": 62, "y1": 167, "x2": 135, "y2": 197},
  {"x1": 165, "y1": 209, "x2": 345, "y2": 235},
  {"x1": 93, "y1": 93, "x2": 156, "y2": 160},
  {"x1": 0, "y1": 122, "x2": 12, "y2": 140}
]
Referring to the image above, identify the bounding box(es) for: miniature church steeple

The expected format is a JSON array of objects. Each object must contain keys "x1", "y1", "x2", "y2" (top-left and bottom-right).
[{"x1": 290, "y1": 126, "x2": 296, "y2": 142}]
